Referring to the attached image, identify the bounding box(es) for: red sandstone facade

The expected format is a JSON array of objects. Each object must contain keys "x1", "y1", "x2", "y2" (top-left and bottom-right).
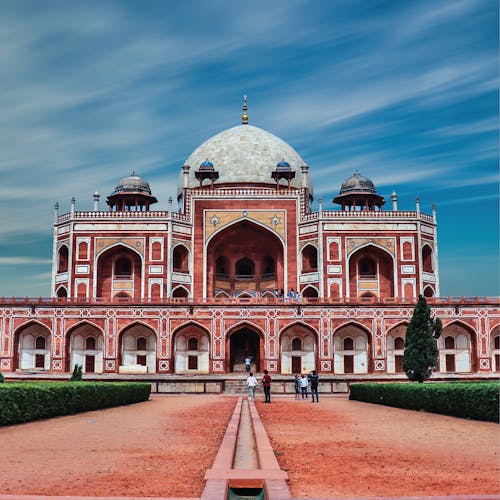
[{"x1": 1, "y1": 114, "x2": 499, "y2": 377}]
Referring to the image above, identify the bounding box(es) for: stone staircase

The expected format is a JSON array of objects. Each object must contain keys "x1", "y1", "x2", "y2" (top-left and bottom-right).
[{"x1": 224, "y1": 378, "x2": 259, "y2": 395}]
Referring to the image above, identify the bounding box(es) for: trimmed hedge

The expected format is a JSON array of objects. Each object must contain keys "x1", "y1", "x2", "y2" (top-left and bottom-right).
[
  {"x1": 349, "y1": 382, "x2": 499, "y2": 422},
  {"x1": 0, "y1": 382, "x2": 151, "y2": 426}
]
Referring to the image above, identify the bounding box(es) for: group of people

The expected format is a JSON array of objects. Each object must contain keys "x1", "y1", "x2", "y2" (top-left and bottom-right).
[
  {"x1": 245, "y1": 369, "x2": 319, "y2": 403},
  {"x1": 277, "y1": 288, "x2": 301, "y2": 300},
  {"x1": 245, "y1": 370, "x2": 271, "y2": 402},
  {"x1": 294, "y1": 371, "x2": 319, "y2": 402}
]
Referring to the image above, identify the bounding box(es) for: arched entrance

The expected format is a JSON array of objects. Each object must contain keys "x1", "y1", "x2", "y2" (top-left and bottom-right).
[
  {"x1": 348, "y1": 245, "x2": 394, "y2": 299},
  {"x1": 207, "y1": 220, "x2": 284, "y2": 297},
  {"x1": 227, "y1": 326, "x2": 261, "y2": 372}
]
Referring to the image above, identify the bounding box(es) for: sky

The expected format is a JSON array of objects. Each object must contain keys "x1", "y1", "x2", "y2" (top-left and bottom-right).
[{"x1": 0, "y1": 0, "x2": 498, "y2": 297}]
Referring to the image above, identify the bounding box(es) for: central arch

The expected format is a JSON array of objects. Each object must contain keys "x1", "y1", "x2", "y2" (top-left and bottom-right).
[
  {"x1": 226, "y1": 323, "x2": 263, "y2": 373},
  {"x1": 207, "y1": 220, "x2": 284, "y2": 297}
]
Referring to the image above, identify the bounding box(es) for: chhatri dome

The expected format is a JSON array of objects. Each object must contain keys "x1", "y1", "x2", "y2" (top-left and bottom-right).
[{"x1": 177, "y1": 98, "x2": 313, "y2": 197}]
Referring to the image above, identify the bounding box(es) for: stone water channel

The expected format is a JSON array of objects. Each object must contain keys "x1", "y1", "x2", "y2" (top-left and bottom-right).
[{"x1": 201, "y1": 397, "x2": 290, "y2": 500}]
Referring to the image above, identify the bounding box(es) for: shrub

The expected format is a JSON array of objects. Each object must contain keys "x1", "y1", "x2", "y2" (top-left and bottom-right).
[
  {"x1": 70, "y1": 364, "x2": 83, "y2": 381},
  {"x1": 0, "y1": 382, "x2": 151, "y2": 426},
  {"x1": 0, "y1": 372, "x2": 4, "y2": 383},
  {"x1": 349, "y1": 382, "x2": 499, "y2": 422}
]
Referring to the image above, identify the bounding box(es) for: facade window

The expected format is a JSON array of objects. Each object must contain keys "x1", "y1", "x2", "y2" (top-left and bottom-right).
[
  {"x1": 402, "y1": 241, "x2": 412, "y2": 260},
  {"x1": 494, "y1": 336, "x2": 500, "y2": 350},
  {"x1": 394, "y1": 337, "x2": 405, "y2": 350},
  {"x1": 137, "y1": 354, "x2": 147, "y2": 366},
  {"x1": 78, "y1": 241, "x2": 88, "y2": 260},
  {"x1": 422, "y1": 246, "x2": 433, "y2": 273},
  {"x1": 115, "y1": 257, "x2": 131, "y2": 278},
  {"x1": 292, "y1": 337, "x2": 302, "y2": 350},
  {"x1": 235, "y1": 257, "x2": 254, "y2": 277},
  {"x1": 359, "y1": 257, "x2": 376, "y2": 278},
  {"x1": 85, "y1": 337, "x2": 96, "y2": 350},
  {"x1": 444, "y1": 336, "x2": 455, "y2": 349},
  {"x1": 151, "y1": 241, "x2": 162, "y2": 261},
  {"x1": 343, "y1": 337, "x2": 354, "y2": 350},
  {"x1": 136, "y1": 337, "x2": 147, "y2": 351},
  {"x1": 35, "y1": 336, "x2": 46, "y2": 350},
  {"x1": 58, "y1": 246, "x2": 69, "y2": 273},
  {"x1": 188, "y1": 337, "x2": 198, "y2": 350},
  {"x1": 302, "y1": 245, "x2": 318, "y2": 272},
  {"x1": 329, "y1": 242, "x2": 339, "y2": 261},
  {"x1": 173, "y1": 245, "x2": 189, "y2": 273}
]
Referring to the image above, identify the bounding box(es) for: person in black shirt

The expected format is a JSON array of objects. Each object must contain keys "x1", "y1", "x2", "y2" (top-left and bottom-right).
[{"x1": 309, "y1": 370, "x2": 319, "y2": 402}]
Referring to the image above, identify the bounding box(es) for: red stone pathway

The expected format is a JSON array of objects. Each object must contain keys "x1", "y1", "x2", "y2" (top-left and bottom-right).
[{"x1": 0, "y1": 394, "x2": 498, "y2": 499}]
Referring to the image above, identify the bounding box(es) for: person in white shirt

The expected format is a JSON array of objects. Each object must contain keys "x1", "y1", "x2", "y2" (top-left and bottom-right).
[
  {"x1": 244, "y1": 355, "x2": 252, "y2": 373},
  {"x1": 246, "y1": 372, "x2": 258, "y2": 401},
  {"x1": 299, "y1": 374, "x2": 309, "y2": 399}
]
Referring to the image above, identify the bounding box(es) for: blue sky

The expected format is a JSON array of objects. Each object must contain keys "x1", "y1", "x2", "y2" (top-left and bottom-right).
[{"x1": 0, "y1": 0, "x2": 498, "y2": 297}]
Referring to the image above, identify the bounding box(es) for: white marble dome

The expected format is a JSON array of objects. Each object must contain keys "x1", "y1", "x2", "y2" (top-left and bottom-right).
[{"x1": 177, "y1": 124, "x2": 313, "y2": 196}]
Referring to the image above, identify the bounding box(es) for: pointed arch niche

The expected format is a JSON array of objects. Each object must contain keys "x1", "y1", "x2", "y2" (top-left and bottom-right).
[
  {"x1": 119, "y1": 323, "x2": 156, "y2": 374},
  {"x1": 173, "y1": 324, "x2": 210, "y2": 373},
  {"x1": 66, "y1": 322, "x2": 104, "y2": 373},
  {"x1": 386, "y1": 323, "x2": 408, "y2": 373},
  {"x1": 207, "y1": 220, "x2": 284, "y2": 297},
  {"x1": 15, "y1": 322, "x2": 52, "y2": 371},
  {"x1": 96, "y1": 245, "x2": 142, "y2": 299},
  {"x1": 280, "y1": 323, "x2": 317, "y2": 374},
  {"x1": 348, "y1": 245, "x2": 394, "y2": 299},
  {"x1": 333, "y1": 323, "x2": 371, "y2": 374}
]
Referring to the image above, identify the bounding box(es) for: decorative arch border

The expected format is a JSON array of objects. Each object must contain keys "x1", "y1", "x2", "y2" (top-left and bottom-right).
[
  {"x1": 332, "y1": 320, "x2": 373, "y2": 373},
  {"x1": 12, "y1": 320, "x2": 53, "y2": 371},
  {"x1": 93, "y1": 242, "x2": 145, "y2": 300},
  {"x1": 204, "y1": 217, "x2": 287, "y2": 297},
  {"x1": 64, "y1": 320, "x2": 105, "y2": 371},
  {"x1": 224, "y1": 320, "x2": 266, "y2": 372},
  {"x1": 278, "y1": 320, "x2": 319, "y2": 342},
  {"x1": 345, "y1": 242, "x2": 398, "y2": 299},
  {"x1": 206, "y1": 216, "x2": 286, "y2": 247}
]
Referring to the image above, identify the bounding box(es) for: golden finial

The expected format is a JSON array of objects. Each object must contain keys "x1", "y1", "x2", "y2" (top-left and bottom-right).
[{"x1": 242, "y1": 95, "x2": 248, "y2": 124}]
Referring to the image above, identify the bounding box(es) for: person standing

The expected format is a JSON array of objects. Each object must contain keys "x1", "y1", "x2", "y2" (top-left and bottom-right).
[
  {"x1": 299, "y1": 374, "x2": 308, "y2": 399},
  {"x1": 244, "y1": 354, "x2": 252, "y2": 373},
  {"x1": 309, "y1": 369, "x2": 319, "y2": 402},
  {"x1": 246, "y1": 372, "x2": 257, "y2": 401},
  {"x1": 294, "y1": 374, "x2": 301, "y2": 400},
  {"x1": 262, "y1": 369, "x2": 272, "y2": 403}
]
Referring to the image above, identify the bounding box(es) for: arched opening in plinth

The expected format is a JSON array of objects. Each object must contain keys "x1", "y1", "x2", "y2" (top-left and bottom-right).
[
  {"x1": 280, "y1": 323, "x2": 318, "y2": 374},
  {"x1": 173, "y1": 323, "x2": 210, "y2": 374},
  {"x1": 333, "y1": 322, "x2": 372, "y2": 374},
  {"x1": 207, "y1": 220, "x2": 284, "y2": 298},
  {"x1": 439, "y1": 321, "x2": 476, "y2": 373},
  {"x1": 65, "y1": 322, "x2": 104, "y2": 374},
  {"x1": 386, "y1": 322, "x2": 409, "y2": 373},
  {"x1": 118, "y1": 322, "x2": 157, "y2": 374},
  {"x1": 226, "y1": 324, "x2": 262, "y2": 373},
  {"x1": 14, "y1": 321, "x2": 52, "y2": 371}
]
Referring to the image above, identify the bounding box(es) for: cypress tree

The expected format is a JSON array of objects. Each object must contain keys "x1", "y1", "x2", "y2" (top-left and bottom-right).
[{"x1": 404, "y1": 295, "x2": 439, "y2": 382}]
